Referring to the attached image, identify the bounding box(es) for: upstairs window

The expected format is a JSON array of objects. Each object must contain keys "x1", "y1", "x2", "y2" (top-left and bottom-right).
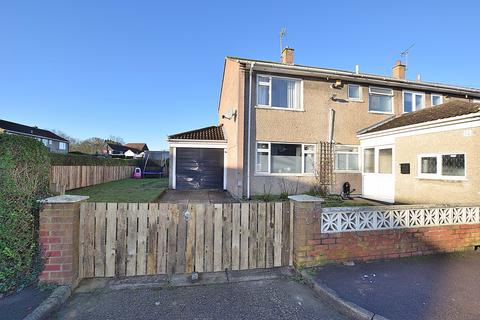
[
  {"x1": 403, "y1": 91, "x2": 424, "y2": 113},
  {"x1": 347, "y1": 84, "x2": 362, "y2": 101},
  {"x1": 369, "y1": 87, "x2": 393, "y2": 113},
  {"x1": 431, "y1": 94, "x2": 443, "y2": 106},
  {"x1": 257, "y1": 75, "x2": 302, "y2": 110}
]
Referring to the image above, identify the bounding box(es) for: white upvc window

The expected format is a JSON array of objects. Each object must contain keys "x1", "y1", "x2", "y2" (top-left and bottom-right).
[
  {"x1": 368, "y1": 87, "x2": 393, "y2": 113},
  {"x1": 347, "y1": 84, "x2": 362, "y2": 101},
  {"x1": 334, "y1": 145, "x2": 359, "y2": 172},
  {"x1": 403, "y1": 91, "x2": 425, "y2": 113},
  {"x1": 418, "y1": 153, "x2": 466, "y2": 180},
  {"x1": 362, "y1": 146, "x2": 393, "y2": 174},
  {"x1": 431, "y1": 94, "x2": 443, "y2": 106},
  {"x1": 255, "y1": 142, "x2": 315, "y2": 175},
  {"x1": 256, "y1": 75, "x2": 302, "y2": 110},
  {"x1": 59, "y1": 142, "x2": 67, "y2": 150}
]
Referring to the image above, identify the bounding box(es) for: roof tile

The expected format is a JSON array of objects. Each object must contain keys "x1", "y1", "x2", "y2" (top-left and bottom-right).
[
  {"x1": 168, "y1": 125, "x2": 225, "y2": 141},
  {"x1": 361, "y1": 100, "x2": 480, "y2": 134}
]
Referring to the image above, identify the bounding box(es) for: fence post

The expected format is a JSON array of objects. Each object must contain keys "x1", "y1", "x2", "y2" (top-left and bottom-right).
[
  {"x1": 288, "y1": 195, "x2": 324, "y2": 268},
  {"x1": 38, "y1": 195, "x2": 89, "y2": 288}
]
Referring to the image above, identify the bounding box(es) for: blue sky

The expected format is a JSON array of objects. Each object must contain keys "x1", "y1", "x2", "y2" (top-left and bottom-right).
[{"x1": 1, "y1": 1, "x2": 479, "y2": 150}]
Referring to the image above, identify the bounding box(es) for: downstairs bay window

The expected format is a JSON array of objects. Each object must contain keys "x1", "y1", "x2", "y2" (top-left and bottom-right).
[
  {"x1": 255, "y1": 142, "x2": 315, "y2": 175},
  {"x1": 418, "y1": 153, "x2": 466, "y2": 180}
]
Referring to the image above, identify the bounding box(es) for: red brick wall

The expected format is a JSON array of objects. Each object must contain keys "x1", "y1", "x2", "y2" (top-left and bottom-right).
[
  {"x1": 292, "y1": 202, "x2": 480, "y2": 267},
  {"x1": 39, "y1": 202, "x2": 81, "y2": 285}
]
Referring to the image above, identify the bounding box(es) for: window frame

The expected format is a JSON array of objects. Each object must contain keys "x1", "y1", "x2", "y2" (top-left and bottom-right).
[
  {"x1": 362, "y1": 146, "x2": 394, "y2": 175},
  {"x1": 59, "y1": 142, "x2": 67, "y2": 150},
  {"x1": 431, "y1": 94, "x2": 443, "y2": 106},
  {"x1": 334, "y1": 144, "x2": 360, "y2": 172},
  {"x1": 368, "y1": 86, "x2": 394, "y2": 114},
  {"x1": 256, "y1": 74, "x2": 303, "y2": 111},
  {"x1": 347, "y1": 84, "x2": 362, "y2": 102},
  {"x1": 255, "y1": 141, "x2": 316, "y2": 176},
  {"x1": 402, "y1": 90, "x2": 425, "y2": 113},
  {"x1": 417, "y1": 153, "x2": 467, "y2": 180}
]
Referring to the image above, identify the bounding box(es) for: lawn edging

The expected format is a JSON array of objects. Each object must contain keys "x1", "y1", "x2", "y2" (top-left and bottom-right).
[
  {"x1": 296, "y1": 269, "x2": 389, "y2": 320},
  {"x1": 23, "y1": 285, "x2": 72, "y2": 320}
]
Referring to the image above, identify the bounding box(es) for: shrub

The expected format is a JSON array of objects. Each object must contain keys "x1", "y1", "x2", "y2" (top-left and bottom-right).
[
  {"x1": 0, "y1": 135, "x2": 50, "y2": 293},
  {"x1": 50, "y1": 153, "x2": 140, "y2": 167}
]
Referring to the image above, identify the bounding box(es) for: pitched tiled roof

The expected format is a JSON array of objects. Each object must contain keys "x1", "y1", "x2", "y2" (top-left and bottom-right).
[
  {"x1": 0, "y1": 119, "x2": 68, "y2": 142},
  {"x1": 168, "y1": 125, "x2": 225, "y2": 141},
  {"x1": 107, "y1": 143, "x2": 141, "y2": 153},
  {"x1": 361, "y1": 100, "x2": 480, "y2": 134},
  {"x1": 125, "y1": 143, "x2": 148, "y2": 151}
]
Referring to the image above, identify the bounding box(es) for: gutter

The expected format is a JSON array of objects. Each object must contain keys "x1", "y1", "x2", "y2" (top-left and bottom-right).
[{"x1": 233, "y1": 59, "x2": 480, "y2": 97}]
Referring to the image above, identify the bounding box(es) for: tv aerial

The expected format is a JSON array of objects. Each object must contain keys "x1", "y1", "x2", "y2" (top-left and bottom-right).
[{"x1": 400, "y1": 43, "x2": 415, "y2": 71}]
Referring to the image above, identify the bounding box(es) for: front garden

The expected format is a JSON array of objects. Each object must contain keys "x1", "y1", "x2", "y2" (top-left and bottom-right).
[{"x1": 66, "y1": 178, "x2": 168, "y2": 202}]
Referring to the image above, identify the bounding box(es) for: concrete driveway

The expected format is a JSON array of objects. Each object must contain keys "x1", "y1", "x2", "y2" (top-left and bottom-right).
[
  {"x1": 158, "y1": 189, "x2": 236, "y2": 203},
  {"x1": 313, "y1": 252, "x2": 480, "y2": 320},
  {"x1": 50, "y1": 277, "x2": 347, "y2": 320}
]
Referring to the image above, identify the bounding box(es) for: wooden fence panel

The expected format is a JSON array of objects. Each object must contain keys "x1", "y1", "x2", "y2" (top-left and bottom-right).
[
  {"x1": 79, "y1": 201, "x2": 291, "y2": 278},
  {"x1": 50, "y1": 165, "x2": 135, "y2": 193}
]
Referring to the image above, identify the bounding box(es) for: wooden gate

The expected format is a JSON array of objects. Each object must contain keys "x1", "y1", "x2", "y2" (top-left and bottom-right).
[{"x1": 79, "y1": 202, "x2": 292, "y2": 278}]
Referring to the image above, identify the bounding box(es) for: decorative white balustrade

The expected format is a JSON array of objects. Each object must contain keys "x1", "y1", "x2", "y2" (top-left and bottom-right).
[{"x1": 321, "y1": 205, "x2": 480, "y2": 233}]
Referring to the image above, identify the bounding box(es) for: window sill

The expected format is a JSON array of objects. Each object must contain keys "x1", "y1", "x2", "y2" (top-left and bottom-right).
[
  {"x1": 255, "y1": 105, "x2": 305, "y2": 112},
  {"x1": 416, "y1": 176, "x2": 467, "y2": 182},
  {"x1": 348, "y1": 99, "x2": 364, "y2": 103},
  {"x1": 334, "y1": 170, "x2": 361, "y2": 174},
  {"x1": 368, "y1": 111, "x2": 395, "y2": 115},
  {"x1": 254, "y1": 173, "x2": 315, "y2": 177}
]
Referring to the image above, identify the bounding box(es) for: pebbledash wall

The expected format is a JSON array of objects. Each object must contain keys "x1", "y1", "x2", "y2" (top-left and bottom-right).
[{"x1": 292, "y1": 202, "x2": 480, "y2": 267}]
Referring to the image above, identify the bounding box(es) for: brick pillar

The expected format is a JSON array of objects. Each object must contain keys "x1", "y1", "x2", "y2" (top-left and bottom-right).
[
  {"x1": 289, "y1": 195, "x2": 323, "y2": 268},
  {"x1": 38, "y1": 195, "x2": 88, "y2": 287}
]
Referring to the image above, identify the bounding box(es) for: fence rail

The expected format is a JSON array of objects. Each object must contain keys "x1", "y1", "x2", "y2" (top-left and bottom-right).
[
  {"x1": 79, "y1": 202, "x2": 292, "y2": 278},
  {"x1": 321, "y1": 205, "x2": 480, "y2": 233},
  {"x1": 50, "y1": 165, "x2": 134, "y2": 192}
]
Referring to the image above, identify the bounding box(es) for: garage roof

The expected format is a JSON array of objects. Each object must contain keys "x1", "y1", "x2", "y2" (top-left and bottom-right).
[
  {"x1": 359, "y1": 100, "x2": 480, "y2": 134},
  {"x1": 168, "y1": 125, "x2": 225, "y2": 141}
]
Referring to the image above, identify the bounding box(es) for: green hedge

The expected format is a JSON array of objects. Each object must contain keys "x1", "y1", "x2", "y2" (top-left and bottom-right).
[
  {"x1": 50, "y1": 153, "x2": 140, "y2": 166},
  {"x1": 0, "y1": 135, "x2": 51, "y2": 293}
]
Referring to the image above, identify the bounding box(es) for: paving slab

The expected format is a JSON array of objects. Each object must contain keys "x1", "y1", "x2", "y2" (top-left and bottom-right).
[
  {"x1": 158, "y1": 189, "x2": 236, "y2": 203},
  {"x1": 50, "y1": 277, "x2": 347, "y2": 320},
  {"x1": 313, "y1": 252, "x2": 480, "y2": 320}
]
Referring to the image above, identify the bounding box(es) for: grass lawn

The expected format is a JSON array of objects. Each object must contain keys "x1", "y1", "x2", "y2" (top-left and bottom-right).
[{"x1": 66, "y1": 178, "x2": 168, "y2": 202}]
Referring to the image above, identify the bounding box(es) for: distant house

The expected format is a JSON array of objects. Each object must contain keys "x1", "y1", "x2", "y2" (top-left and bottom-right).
[
  {"x1": 105, "y1": 143, "x2": 144, "y2": 158},
  {"x1": 124, "y1": 143, "x2": 149, "y2": 153},
  {"x1": 0, "y1": 119, "x2": 69, "y2": 153}
]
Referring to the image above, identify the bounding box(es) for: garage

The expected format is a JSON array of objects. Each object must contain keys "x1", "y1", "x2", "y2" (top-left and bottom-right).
[
  {"x1": 175, "y1": 148, "x2": 224, "y2": 189},
  {"x1": 168, "y1": 125, "x2": 227, "y2": 190}
]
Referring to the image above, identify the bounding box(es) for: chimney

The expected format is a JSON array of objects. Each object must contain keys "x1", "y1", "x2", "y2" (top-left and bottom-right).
[
  {"x1": 392, "y1": 60, "x2": 406, "y2": 79},
  {"x1": 281, "y1": 47, "x2": 294, "y2": 65}
]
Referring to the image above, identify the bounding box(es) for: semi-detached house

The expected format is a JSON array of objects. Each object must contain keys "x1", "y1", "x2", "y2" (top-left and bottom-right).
[{"x1": 168, "y1": 48, "x2": 480, "y2": 204}]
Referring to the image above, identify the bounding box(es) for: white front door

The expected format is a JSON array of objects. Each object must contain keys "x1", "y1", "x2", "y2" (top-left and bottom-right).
[{"x1": 362, "y1": 145, "x2": 395, "y2": 203}]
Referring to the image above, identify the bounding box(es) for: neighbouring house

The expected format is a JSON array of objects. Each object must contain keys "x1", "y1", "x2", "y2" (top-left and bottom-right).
[
  {"x1": 357, "y1": 100, "x2": 480, "y2": 204},
  {"x1": 0, "y1": 118, "x2": 69, "y2": 153},
  {"x1": 105, "y1": 143, "x2": 144, "y2": 158},
  {"x1": 168, "y1": 48, "x2": 480, "y2": 202},
  {"x1": 124, "y1": 143, "x2": 149, "y2": 153}
]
